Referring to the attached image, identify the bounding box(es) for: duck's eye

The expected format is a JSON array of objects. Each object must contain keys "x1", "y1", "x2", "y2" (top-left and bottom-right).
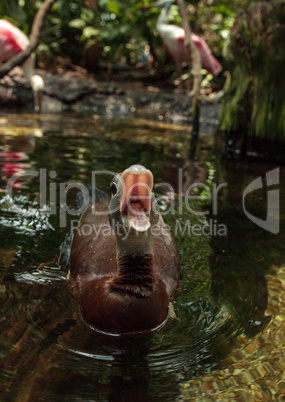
[{"x1": 110, "y1": 182, "x2": 117, "y2": 195}]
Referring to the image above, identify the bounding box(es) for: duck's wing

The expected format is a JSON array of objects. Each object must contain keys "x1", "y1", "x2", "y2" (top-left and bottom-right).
[
  {"x1": 58, "y1": 187, "x2": 110, "y2": 270},
  {"x1": 76, "y1": 185, "x2": 109, "y2": 211},
  {"x1": 69, "y1": 198, "x2": 117, "y2": 278}
]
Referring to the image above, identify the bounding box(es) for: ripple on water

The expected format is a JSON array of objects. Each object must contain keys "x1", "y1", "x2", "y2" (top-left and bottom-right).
[
  {"x1": 179, "y1": 266, "x2": 285, "y2": 400},
  {"x1": 0, "y1": 114, "x2": 284, "y2": 401}
]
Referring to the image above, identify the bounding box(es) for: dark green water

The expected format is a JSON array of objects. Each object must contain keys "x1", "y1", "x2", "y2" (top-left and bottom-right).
[{"x1": 0, "y1": 112, "x2": 284, "y2": 401}]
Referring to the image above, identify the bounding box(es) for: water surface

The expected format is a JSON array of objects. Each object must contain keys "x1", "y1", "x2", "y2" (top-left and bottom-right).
[{"x1": 0, "y1": 112, "x2": 284, "y2": 401}]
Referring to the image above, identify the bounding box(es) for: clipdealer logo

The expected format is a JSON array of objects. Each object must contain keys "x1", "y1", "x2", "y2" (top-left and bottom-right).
[
  {"x1": 3, "y1": 167, "x2": 280, "y2": 235},
  {"x1": 243, "y1": 168, "x2": 280, "y2": 234}
]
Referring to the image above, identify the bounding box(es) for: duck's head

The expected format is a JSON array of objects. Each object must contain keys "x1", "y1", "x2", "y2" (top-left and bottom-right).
[{"x1": 108, "y1": 165, "x2": 160, "y2": 255}]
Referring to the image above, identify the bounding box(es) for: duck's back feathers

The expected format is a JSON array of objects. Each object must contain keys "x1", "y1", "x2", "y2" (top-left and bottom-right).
[{"x1": 59, "y1": 187, "x2": 110, "y2": 270}]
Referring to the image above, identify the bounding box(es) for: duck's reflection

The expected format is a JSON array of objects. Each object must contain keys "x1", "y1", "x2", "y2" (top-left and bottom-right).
[
  {"x1": 55, "y1": 323, "x2": 156, "y2": 401},
  {"x1": 107, "y1": 339, "x2": 152, "y2": 402}
]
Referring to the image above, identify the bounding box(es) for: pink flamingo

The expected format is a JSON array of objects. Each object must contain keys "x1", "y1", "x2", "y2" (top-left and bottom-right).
[
  {"x1": 152, "y1": 0, "x2": 222, "y2": 93},
  {"x1": 0, "y1": 19, "x2": 44, "y2": 111}
]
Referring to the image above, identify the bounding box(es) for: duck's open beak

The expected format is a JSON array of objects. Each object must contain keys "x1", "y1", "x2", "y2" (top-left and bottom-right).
[{"x1": 120, "y1": 165, "x2": 153, "y2": 232}]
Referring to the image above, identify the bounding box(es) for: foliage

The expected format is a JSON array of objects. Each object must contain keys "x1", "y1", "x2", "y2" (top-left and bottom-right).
[
  {"x1": 219, "y1": 1, "x2": 285, "y2": 142},
  {"x1": 1, "y1": 0, "x2": 283, "y2": 71}
]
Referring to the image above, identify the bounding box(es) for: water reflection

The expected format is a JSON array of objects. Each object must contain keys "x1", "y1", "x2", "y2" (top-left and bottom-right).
[
  {"x1": 0, "y1": 277, "x2": 234, "y2": 401},
  {"x1": 210, "y1": 162, "x2": 284, "y2": 335},
  {"x1": 0, "y1": 185, "x2": 238, "y2": 401},
  {"x1": 0, "y1": 113, "x2": 283, "y2": 401},
  {"x1": 0, "y1": 137, "x2": 35, "y2": 191}
]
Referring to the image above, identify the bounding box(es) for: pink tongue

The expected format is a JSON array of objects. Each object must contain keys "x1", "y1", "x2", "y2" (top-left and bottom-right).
[{"x1": 127, "y1": 202, "x2": 149, "y2": 228}]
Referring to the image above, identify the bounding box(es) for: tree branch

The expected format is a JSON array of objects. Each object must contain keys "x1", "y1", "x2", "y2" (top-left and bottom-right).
[
  {"x1": 176, "y1": 0, "x2": 201, "y2": 110},
  {"x1": 0, "y1": 0, "x2": 57, "y2": 79}
]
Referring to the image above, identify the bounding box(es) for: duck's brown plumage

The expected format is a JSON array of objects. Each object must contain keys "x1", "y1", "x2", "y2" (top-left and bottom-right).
[{"x1": 69, "y1": 165, "x2": 180, "y2": 336}]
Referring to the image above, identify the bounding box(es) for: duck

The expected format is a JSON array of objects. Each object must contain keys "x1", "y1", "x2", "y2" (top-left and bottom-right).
[{"x1": 68, "y1": 165, "x2": 180, "y2": 336}]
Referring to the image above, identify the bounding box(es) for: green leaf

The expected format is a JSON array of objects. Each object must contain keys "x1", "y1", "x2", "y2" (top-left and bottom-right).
[
  {"x1": 83, "y1": 26, "x2": 100, "y2": 38},
  {"x1": 220, "y1": 29, "x2": 230, "y2": 40},
  {"x1": 69, "y1": 18, "x2": 86, "y2": 30},
  {"x1": 106, "y1": 1, "x2": 121, "y2": 14},
  {"x1": 81, "y1": 8, "x2": 96, "y2": 23},
  {"x1": 201, "y1": 74, "x2": 213, "y2": 88}
]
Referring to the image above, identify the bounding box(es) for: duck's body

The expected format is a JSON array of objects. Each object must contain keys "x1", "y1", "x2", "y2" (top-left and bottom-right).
[{"x1": 69, "y1": 165, "x2": 180, "y2": 336}]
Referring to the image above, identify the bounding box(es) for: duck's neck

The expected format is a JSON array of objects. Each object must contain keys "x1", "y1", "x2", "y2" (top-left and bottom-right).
[
  {"x1": 111, "y1": 254, "x2": 154, "y2": 297},
  {"x1": 111, "y1": 232, "x2": 154, "y2": 297}
]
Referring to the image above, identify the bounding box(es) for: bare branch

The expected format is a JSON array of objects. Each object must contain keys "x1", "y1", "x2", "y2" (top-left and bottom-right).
[
  {"x1": 0, "y1": 0, "x2": 57, "y2": 79},
  {"x1": 176, "y1": 0, "x2": 201, "y2": 110}
]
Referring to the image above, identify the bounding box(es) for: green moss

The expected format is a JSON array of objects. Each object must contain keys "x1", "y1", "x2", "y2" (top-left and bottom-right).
[{"x1": 219, "y1": 2, "x2": 285, "y2": 143}]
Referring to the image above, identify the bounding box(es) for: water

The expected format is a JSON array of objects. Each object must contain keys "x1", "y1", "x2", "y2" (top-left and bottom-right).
[{"x1": 0, "y1": 112, "x2": 284, "y2": 401}]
